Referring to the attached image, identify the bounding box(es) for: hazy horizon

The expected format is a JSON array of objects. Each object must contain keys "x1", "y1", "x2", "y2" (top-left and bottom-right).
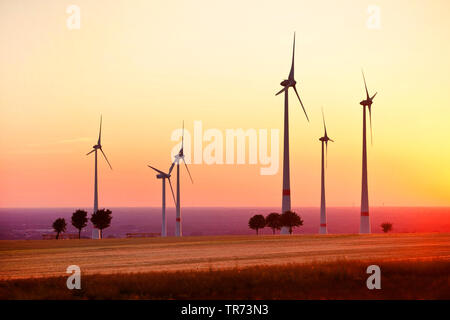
[
  {"x1": 1, "y1": 206, "x2": 449, "y2": 240},
  {"x1": 2, "y1": 205, "x2": 450, "y2": 209}
]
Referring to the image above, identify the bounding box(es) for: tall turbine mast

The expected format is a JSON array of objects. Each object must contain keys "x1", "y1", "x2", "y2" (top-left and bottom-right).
[
  {"x1": 148, "y1": 165, "x2": 176, "y2": 237},
  {"x1": 169, "y1": 121, "x2": 193, "y2": 237},
  {"x1": 86, "y1": 115, "x2": 112, "y2": 239},
  {"x1": 319, "y1": 109, "x2": 333, "y2": 234},
  {"x1": 359, "y1": 70, "x2": 377, "y2": 234},
  {"x1": 275, "y1": 33, "x2": 309, "y2": 234}
]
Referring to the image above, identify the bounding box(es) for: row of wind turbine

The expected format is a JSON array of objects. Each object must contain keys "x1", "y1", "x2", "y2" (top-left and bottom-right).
[
  {"x1": 148, "y1": 121, "x2": 193, "y2": 237},
  {"x1": 85, "y1": 34, "x2": 377, "y2": 238},
  {"x1": 276, "y1": 33, "x2": 377, "y2": 234}
]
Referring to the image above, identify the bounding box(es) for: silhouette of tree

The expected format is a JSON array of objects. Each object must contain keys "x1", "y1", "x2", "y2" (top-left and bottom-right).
[
  {"x1": 52, "y1": 218, "x2": 67, "y2": 240},
  {"x1": 248, "y1": 214, "x2": 266, "y2": 235},
  {"x1": 265, "y1": 212, "x2": 282, "y2": 234},
  {"x1": 381, "y1": 222, "x2": 393, "y2": 233},
  {"x1": 280, "y1": 211, "x2": 303, "y2": 234},
  {"x1": 91, "y1": 209, "x2": 112, "y2": 239},
  {"x1": 71, "y1": 209, "x2": 88, "y2": 239}
]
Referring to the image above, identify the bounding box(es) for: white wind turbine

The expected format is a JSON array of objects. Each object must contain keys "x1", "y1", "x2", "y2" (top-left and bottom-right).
[
  {"x1": 319, "y1": 109, "x2": 334, "y2": 234},
  {"x1": 168, "y1": 121, "x2": 193, "y2": 237},
  {"x1": 147, "y1": 165, "x2": 176, "y2": 237},
  {"x1": 275, "y1": 32, "x2": 309, "y2": 234},
  {"x1": 359, "y1": 70, "x2": 377, "y2": 234},
  {"x1": 86, "y1": 115, "x2": 112, "y2": 239}
]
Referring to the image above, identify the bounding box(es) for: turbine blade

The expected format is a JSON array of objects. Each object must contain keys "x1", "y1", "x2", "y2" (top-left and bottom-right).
[
  {"x1": 86, "y1": 149, "x2": 95, "y2": 156},
  {"x1": 368, "y1": 105, "x2": 373, "y2": 146},
  {"x1": 182, "y1": 158, "x2": 193, "y2": 184},
  {"x1": 167, "y1": 177, "x2": 177, "y2": 207},
  {"x1": 275, "y1": 87, "x2": 287, "y2": 96},
  {"x1": 293, "y1": 85, "x2": 309, "y2": 122},
  {"x1": 288, "y1": 32, "x2": 295, "y2": 80},
  {"x1": 182, "y1": 120, "x2": 184, "y2": 151},
  {"x1": 168, "y1": 160, "x2": 176, "y2": 175},
  {"x1": 362, "y1": 69, "x2": 369, "y2": 100},
  {"x1": 148, "y1": 165, "x2": 166, "y2": 175},
  {"x1": 322, "y1": 107, "x2": 327, "y2": 136},
  {"x1": 100, "y1": 148, "x2": 112, "y2": 170},
  {"x1": 98, "y1": 115, "x2": 102, "y2": 145},
  {"x1": 371, "y1": 92, "x2": 378, "y2": 100}
]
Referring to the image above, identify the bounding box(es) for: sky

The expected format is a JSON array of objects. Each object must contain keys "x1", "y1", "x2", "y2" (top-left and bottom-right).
[{"x1": 0, "y1": 0, "x2": 449, "y2": 208}]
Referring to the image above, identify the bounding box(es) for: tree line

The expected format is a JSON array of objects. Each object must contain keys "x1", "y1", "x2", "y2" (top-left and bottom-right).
[
  {"x1": 52, "y1": 209, "x2": 393, "y2": 239},
  {"x1": 248, "y1": 211, "x2": 303, "y2": 235},
  {"x1": 249, "y1": 212, "x2": 394, "y2": 235},
  {"x1": 52, "y1": 208, "x2": 112, "y2": 239}
]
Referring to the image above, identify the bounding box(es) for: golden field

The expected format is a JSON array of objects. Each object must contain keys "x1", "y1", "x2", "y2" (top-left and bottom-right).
[
  {"x1": 2, "y1": 259, "x2": 450, "y2": 299},
  {"x1": 1, "y1": 233, "x2": 449, "y2": 280},
  {"x1": 0, "y1": 233, "x2": 449, "y2": 299}
]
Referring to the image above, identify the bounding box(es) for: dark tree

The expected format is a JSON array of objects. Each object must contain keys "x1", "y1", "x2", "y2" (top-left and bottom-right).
[
  {"x1": 381, "y1": 222, "x2": 393, "y2": 233},
  {"x1": 71, "y1": 209, "x2": 88, "y2": 239},
  {"x1": 52, "y1": 218, "x2": 67, "y2": 240},
  {"x1": 265, "y1": 212, "x2": 282, "y2": 234},
  {"x1": 280, "y1": 211, "x2": 303, "y2": 234},
  {"x1": 91, "y1": 209, "x2": 112, "y2": 239},
  {"x1": 248, "y1": 214, "x2": 266, "y2": 235}
]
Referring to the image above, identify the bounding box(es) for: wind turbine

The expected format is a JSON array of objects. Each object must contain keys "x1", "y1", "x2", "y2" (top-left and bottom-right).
[
  {"x1": 319, "y1": 109, "x2": 334, "y2": 234},
  {"x1": 275, "y1": 32, "x2": 309, "y2": 234},
  {"x1": 359, "y1": 70, "x2": 377, "y2": 234},
  {"x1": 148, "y1": 165, "x2": 176, "y2": 237},
  {"x1": 86, "y1": 115, "x2": 112, "y2": 239},
  {"x1": 168, "y1": 121, "x2": 193, "y2": 237}
]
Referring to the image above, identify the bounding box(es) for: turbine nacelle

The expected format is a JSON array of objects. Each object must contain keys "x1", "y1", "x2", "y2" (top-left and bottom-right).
[
  {"x1": 173, "y1": 153, "x2": 184, "y2": 164},
  {"x1": 359, "y1": 99, "x2": 373, "y2": 107},
  {"x1": 319, "y1": 136, "x2": 333, "y2": 142},
  {"x1": 280, "y1": 79, "x2": 296, "y2": 87}
]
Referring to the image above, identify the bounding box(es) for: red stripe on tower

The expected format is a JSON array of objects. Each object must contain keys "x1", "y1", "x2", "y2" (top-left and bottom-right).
[
  {"x1": 361, "y1": 212, "x2": 369, "y2": 217},
  {"x1": 320, "y1": 224, "x2": 327, "y2": 227},
  {"x1": 283, "y1": 189, "x2": 290, "y2": 196},
  {"x1": 176, "y1": 218, "x2": 181, "y2": 222}
]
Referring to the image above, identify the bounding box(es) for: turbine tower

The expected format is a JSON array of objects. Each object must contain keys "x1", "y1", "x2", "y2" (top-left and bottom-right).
[
  {"x1": 86, "y1": 116, "x2": 112, "y2": 239},
  {"x1": 359, "y1": 70, "x2": 377, "y2": 234},
  {"x1": 148, "y1": 165, "x2": 176, "y2": 237},
  {"x1": 319, "y1": 109, "x2": 334, "y2": 234},
  {"x1": 168, "y1": 121, "x2": 193, "y2": 237},
  {"x1": 275, "y1": 33, "x2": 309, "y2": 234}
]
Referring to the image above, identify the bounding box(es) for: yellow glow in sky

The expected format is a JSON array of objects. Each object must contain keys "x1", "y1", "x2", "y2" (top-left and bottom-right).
[{"x1": 0, "y1": 0, "x2": 449, "y2": 207}]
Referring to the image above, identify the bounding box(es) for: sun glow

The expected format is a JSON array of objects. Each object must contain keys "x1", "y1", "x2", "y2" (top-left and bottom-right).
[{"x1": 0, "y1": 0, "x2": 450, "y2": 208}]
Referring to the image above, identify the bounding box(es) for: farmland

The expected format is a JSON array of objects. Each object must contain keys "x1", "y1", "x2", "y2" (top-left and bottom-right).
[
  {"x1": 0, "y1": 233, "x2": 449, "y2": 299},
  {"x1": 1, "y1": 233, "x2": 449, "y2": 280}
]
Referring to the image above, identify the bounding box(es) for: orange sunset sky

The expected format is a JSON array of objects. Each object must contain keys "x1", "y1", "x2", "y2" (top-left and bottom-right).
[{"x1": 0, "y1": 0, "x2": 449, "y2": 208}]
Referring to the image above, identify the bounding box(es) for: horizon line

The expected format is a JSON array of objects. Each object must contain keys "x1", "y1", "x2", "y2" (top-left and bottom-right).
[{"x1": 1, "y1": 205, "x2": 450, "y2": 209}]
